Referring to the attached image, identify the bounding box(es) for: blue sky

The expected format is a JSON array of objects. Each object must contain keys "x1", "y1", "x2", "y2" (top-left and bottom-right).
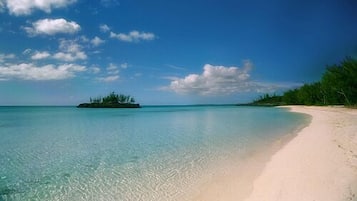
[{"x1": 1, "y1": 0, "x2": 357, "y2": 105}]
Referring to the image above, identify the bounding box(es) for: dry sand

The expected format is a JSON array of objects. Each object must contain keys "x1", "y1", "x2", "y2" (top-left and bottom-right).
[
  {"x1": 246, "y1": 106, "x2": 357, "y2": 201},
  {"x1": 194, "y1": 106, "x2": 357, "y2": 201}
]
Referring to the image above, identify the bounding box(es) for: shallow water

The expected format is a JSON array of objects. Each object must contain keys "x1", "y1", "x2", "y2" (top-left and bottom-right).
[{"x1": 0, "y1": 106, "x2": 308, "y2": 200}]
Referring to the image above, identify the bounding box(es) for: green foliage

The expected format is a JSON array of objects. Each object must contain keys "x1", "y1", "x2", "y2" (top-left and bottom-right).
[
  {"x1": 252, "y1": 57, "x2": 357, "y2": 106},
  {"x1": 321, "y1": 57, "x2": 357, "y2": 105},
  {"x1": 252, "y1": 94, "x2": 283, "y2": 106},
  {"x1": 89, "y1": 92, "x2": 136, "y2": 104},
  {"x1": 282, "y1": 89, "x2": 299, "y2": 105},
  {"x1": 90, "y1": 96, "x2": 102, "y2": 104},
  {"x1": 296, "y1": 82, "x2": 325, "y2": 105}
]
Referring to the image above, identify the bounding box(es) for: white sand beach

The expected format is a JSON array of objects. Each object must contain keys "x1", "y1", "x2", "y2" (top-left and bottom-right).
[
  {"x1": 245, "y1": 106, "x2": 357, "y2": 201},
  {"x1": 194, "y1": 106, "x2": 357, "y2": 201}
]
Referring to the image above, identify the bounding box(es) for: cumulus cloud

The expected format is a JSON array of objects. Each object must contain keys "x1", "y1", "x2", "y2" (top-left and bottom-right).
[
  {"x1": 24, "y1": 39, "x2": 87, "y2": 62},
  {"x1": 91, "y1": 36, "x2": 105, "y2": 46},
  {"x1": 31, "y1": 51, "x2": 50, "y2": 60},
  {"x1": 163, "y1": 61, "x2": 289, "y2": 96},
  {"x1": 110, "y1": 30, "x2": 155, "y2": 42},
  {"x1": 99, "y1": 24, "x2": 110, "y2": 33},
  {"x1": 53, "y1": 39, "x2": 87, "y2": 62},
  {"x1": 0, "y1": 62, "x2": 86, "y2": 81},
  {"x1": 24, "y1": 18, "x2": 80, "y2": 36},
  {"x1": 5, "y1": 0, "x2": 76, "y2": 16}
]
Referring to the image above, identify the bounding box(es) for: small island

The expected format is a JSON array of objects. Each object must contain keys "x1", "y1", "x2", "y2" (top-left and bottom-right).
[{"x1": 77, "y1": 92, "x2": 141, "y2": 108}]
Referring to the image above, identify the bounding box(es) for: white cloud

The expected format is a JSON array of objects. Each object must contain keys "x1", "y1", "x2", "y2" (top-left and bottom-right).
[
  {"x1": 106, "y1": 63, "x2": 119, "y2": 74},
  {"x1": 0, "y1": 53, "x2": 15, "y2": 63},
  {"x1": 95, "y1": 63, "x2": 122, "y2": 82},
  {"x1": 31, "y1": 51, "x2": 50, "y2": 60},
  {"x1": 166, "y1": 62, "x2": 251, "y2": 95},
  {"x1": 89, "y1": 66, "x2": 101, "y2": 74},
  {"x1": 23, "y1": 39, "x2": 87, "y2": 62},
  {"x1": 22, "y1": 48, "x2": 32, "y2": 55},
  {"x1": 58, "y1": 39, "x2": 81, "y2": 52},
  {"x1": 24, "y1": 18, "x2": 80, "y2": 36},
  {"x1": 107, "y1": 63, "x2": 117, "y2": 71},
  {"x1": 96, "y1": 75, "x2": 119, "y2": 82},
  {"x1": 53, "y1": 39, "x2": 87, "y2": 61},
  {"x1": 53, "y1": 52, "x2": 86, "y2": 62},
  {"x1": 0, "y1": 0, "x2": 5, "y2": 13},
  {"x1": 5, "y1": 0, "x2": 76, "y2": 16},
  {"x1": 163, "y1": 61, "x2": 289, "y2": 96},
  {"x1": 91, "y1": 36, "x2": 105, "y2": 46},
  {"x1": 80, "y1": 36, "x2": 89, "y2": 42},
  {"x1": 0, "y1": 62, "x2": 86, "y2": 81},
  {"x1": 160, "y1": 61, "x2": 299, "y2": 96},
  {"x1": 99, "y1": 24, "x2": 110, "y2": 33},
  {"x1": 110, "y1": 30, "x2": 155, "y2": 42}
]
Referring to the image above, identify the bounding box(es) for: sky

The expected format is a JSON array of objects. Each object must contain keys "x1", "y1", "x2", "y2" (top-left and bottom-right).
[{"x1": 1, "y1": 0, "x2": 357, "y2": 105}]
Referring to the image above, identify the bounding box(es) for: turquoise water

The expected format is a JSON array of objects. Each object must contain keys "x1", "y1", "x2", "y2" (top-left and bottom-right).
[{"x1": 0, "y1": 106, "x2": 308, "y2": 201}]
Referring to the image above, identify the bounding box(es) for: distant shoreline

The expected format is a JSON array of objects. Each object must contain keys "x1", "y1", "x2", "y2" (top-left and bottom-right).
[{"x1": 77, "y1": 103, "x2": 141, "y2": 108}]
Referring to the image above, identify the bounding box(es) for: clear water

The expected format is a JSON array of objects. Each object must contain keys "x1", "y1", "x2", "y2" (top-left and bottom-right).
[{"x1": 0, "y1": 106, "x2": 309, "y2": 201}]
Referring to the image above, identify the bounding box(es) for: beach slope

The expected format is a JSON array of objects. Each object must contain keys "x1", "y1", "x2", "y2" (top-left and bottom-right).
[{"x1": 245, "y1": 106, "x2": 357, "y2": 201}]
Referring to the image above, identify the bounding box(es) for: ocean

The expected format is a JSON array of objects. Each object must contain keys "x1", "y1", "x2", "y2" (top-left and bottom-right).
[{"x1": 0, "y1": 106, "x2": 309, "y2": 201}]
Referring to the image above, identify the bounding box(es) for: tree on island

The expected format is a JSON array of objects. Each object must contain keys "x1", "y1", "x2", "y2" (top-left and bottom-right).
[
  {"x1": 78, "y1": 92, "x2": 140, "y2": 108},
  {"x1": 92, "y1": 92, "x2": 135, "y2": 104},
  {"x1": 250, "y1": 57, "x2": 357, "y2": 106}
]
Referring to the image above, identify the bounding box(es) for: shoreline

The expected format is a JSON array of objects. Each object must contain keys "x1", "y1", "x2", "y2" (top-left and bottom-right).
[
  {"x1": 247, "y1": 106, "x2": 357, "y2": 201},
  {"x1": 191, "y1": 106, "x2": 311, "y2": 201},
  {"x1": 193, "y1": 106, "x2": 357, "y2": 201}
]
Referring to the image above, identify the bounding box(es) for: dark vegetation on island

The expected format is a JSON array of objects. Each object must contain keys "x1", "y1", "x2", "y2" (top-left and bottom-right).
[
  {"x1": 77, "y1": 92, "x2": 141, "y2": 108},
  {"x1": 243, "y1": 57, "x2": 357, "y2": 107}
]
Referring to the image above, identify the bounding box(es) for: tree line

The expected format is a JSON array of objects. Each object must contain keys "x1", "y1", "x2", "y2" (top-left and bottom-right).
[{"x1": 252, "y1": 57, "x2": 357, "y2": 106}]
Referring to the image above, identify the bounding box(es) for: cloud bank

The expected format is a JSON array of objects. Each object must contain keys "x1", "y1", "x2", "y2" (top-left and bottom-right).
[
  {"x1": 0, "y1": 63, "x2": 86, "y2": 81},
  {"x1": 91, "y1": 36, "x2": 105, "y2": 46},
  {"x1": 164, "y1": 61, "x2": 294, "y2": 96}
]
